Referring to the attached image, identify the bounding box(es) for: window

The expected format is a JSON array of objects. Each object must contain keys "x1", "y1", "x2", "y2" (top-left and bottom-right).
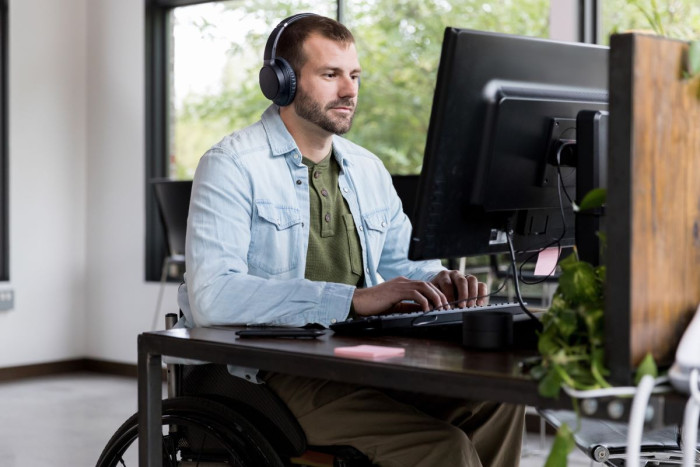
[
  {"x1": 170, "y1": 0, "x2": 550, "y2": 178},
  {"x1": 600, "y1": 0, "x2": 700, "y2": 43},
  {"x1": 145, "y1": 0, "x2": 561, "y2": 280},
  {"x1": 0, "y1": 0, "x2": 8, "y2": 281}
]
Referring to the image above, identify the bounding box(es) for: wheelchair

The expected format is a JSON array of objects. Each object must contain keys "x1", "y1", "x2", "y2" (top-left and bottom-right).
[{"x1": 96, "y1": 313, "x2": 372, "y2": 467}]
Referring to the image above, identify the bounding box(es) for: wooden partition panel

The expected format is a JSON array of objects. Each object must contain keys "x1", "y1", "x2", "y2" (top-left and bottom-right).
[{"x1": 607, "y1": 33, "x2": 700, "y2": 383}]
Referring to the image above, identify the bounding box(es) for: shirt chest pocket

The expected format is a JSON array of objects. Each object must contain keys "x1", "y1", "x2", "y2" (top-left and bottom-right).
[
  {"x1": 249, "y1": 201, "x2": 302, "y2": 275},
  {"x1": 361, "y1": 209, "x2": 390, "y2": 263}
]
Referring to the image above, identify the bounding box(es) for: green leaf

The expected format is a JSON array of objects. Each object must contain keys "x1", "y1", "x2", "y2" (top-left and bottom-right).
[
  {"x1": 549, "y1": 294, "x2": 570, "y2": 313},
  {"x1": 558, "y1": 261, "x2": 600, "y2": 306},
  {"x1": 538, "y1": 368, "x2": 563, "y2": 398},
  {"x1": 688, "y1": 41, "x2": 700, "y2": 78},
  {"x1": 635, "y1": 353, "x2": 658, "y2": 385},
  {"x1": 544, "y1": 423, "x2": 575, "y2": 467},
  {"x1": 538, "y1": 328, "x2": 560, "y2": 356},
  {"x1": 557, "y1": 308, "x2": 579, "y2": 339},
  {"x1": 594, "y1": 265, "x2": 606, "y2": 283},
  {"x1": 576, "y1": 188, "x2": 607, "y2": 212},
  {"x1": 582, "y1": 308, "x2": 604, "y2": 341},
  {"x1": 558, "y1": 252, "x2": 579, "y2": 270}
]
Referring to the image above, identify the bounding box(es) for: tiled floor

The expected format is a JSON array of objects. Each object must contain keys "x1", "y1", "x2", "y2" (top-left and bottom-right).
[{"x1": 0, "y1": 372, "x2": 594, "y2": 466}]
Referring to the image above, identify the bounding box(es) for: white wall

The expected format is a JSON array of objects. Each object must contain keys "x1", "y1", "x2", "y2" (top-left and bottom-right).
[
  {"x1": 0, "y1": 0, "x2": 178, "y2": 369},
  {"x1": 84, "y1": 0, "x2": 179, "y2": 364},
  {"x1": 550, "y1": 0, "x2": 579, "y2": 42},
  {"x1": 0, "y1": 0, "x2": 88, "y2": 367}
]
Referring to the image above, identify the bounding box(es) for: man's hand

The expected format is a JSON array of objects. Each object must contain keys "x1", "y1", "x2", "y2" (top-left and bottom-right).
[
  {"x1": 430, "y1": 270, "x2": 488, "y2": 308},
  {"x1": 352, "y1": 276, "x2": 449, "y2": 317}
]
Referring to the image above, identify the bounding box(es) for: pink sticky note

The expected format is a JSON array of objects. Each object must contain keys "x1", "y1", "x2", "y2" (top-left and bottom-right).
[
  {"x1": 534, "y1": 247, "x2": 560, "y2": 276},
  {"x1": 334, "y1": 345, "x2": 406, "y2": 360}
]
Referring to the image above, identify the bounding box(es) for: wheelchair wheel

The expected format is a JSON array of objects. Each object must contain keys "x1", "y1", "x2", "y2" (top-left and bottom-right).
[{"x1": 96, "y1": 396, "x2": 284, "y2": 467}]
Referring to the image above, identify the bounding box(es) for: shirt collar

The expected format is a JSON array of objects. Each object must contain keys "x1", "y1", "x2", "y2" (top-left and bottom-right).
[
  {"x1": 331, "y1": 135, "x2": 353, "y2": 168},
  {"x1": 261, "y1": 104, "x2": 298, "y2": 157}
]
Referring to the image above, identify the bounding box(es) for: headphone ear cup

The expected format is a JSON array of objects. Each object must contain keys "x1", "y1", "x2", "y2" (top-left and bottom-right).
[
  {"x1": 274, "y1": 57, "x2": 296, "y2": 107},
  {"x1": 259, "y1": 63, "x2": 281, "y2": 102}
]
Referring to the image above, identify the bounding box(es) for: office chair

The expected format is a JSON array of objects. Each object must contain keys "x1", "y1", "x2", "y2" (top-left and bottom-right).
[{"x1": 151, "y1": 179, "x2": 192, "y2": 331}]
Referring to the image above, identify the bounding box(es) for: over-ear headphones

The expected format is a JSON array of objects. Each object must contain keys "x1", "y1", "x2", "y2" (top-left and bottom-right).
[{"x1": 259, "y1": 13, "x2": 318, "y2": 107}]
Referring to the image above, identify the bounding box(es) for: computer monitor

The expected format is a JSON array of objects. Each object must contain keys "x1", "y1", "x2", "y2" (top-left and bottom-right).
[{"x1": 408, "y1": 28, "x2": 609, "y2": 262}]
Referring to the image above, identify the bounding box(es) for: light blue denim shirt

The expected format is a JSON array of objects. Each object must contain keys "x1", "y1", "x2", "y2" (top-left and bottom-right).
[{"x1": 177, "y1": 105, "x2": 445, "y2": 330}]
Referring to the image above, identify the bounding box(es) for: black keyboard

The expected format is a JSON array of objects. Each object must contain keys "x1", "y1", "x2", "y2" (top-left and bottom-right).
[{"x1": 330, "y1": 301, "x2": 527, "y2": 336}]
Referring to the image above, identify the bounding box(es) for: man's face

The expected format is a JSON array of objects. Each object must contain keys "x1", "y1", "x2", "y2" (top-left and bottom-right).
[{"x1": 292, "y1": 34, "x2": 361, "y2": 135}]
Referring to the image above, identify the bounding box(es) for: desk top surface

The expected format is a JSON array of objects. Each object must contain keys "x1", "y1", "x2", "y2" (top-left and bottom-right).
[
  {"x1": 140, "y1": 326, "x2": 690, "y2": 423},
  {"x1": 141, "y1": 326, "x2": 566, "y2": 408}
]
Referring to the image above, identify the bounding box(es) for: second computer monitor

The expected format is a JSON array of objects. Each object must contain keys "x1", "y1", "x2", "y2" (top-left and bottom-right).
[{"x1": 409, "y1": 28, "x2": 609, "y2": 261}]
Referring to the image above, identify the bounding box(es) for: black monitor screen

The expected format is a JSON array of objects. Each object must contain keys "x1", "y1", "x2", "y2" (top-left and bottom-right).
[{"x1": 409, "y1": 28, "x2": 608, "y2": 260}]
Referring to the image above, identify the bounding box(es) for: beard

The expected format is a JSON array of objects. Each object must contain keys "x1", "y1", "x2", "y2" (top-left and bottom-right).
[{"x1": 293, "y1": 86, "x2": 356, "y2": 135}]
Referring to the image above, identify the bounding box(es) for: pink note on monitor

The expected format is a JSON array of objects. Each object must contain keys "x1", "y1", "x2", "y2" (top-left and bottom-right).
[
  {"x1": 534, "y1": 247, "x2": 560, "y2": 276},
  {"x1": 334, "y1": 345, "x2": 406, "y2": 360}
]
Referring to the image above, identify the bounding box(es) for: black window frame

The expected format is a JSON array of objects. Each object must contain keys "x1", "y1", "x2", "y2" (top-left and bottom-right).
[
  {"x1": 0, "y1": 0, "x2": 8, "y2": 281},
  {"x1": 144, "y1": 0, "x2": 595, "y2": 281},
  {"x1": 579, "y1": 0, "x2": 600, "y2": 44}
]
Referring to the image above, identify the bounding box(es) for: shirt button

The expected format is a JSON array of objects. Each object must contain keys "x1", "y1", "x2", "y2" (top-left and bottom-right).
[
  {"x1": 365, "y1": 267, "x2": 370, "y2": 274},
  {"x1": 358, "y1": 225, "x2": 364, "y2": 232},
  {"x1": 343, "y1": 187, "x2": 349, "y2": 193},
  {"x1": 314, "y1": 171, "x2": 321, "y2": 179},
  {"x1": 296, "y1": 179, "x2": 302, "y2": 185},
  {"x1": 381, "y1": 221, "x2": 387, "y2": 228},
  {"x1": 331, "y1": 318, "x2": 337, "y2": 324},
  {"x1": 321, "y1": 189, "x2": 328, "y2": 197},
  {"x1": 324, "y1": 213, "x2": 331, "y2": 222}
]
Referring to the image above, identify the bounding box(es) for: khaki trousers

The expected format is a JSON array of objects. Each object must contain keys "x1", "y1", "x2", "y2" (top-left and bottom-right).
[{"x1": 265, "y1": 372, "x2": 525, "y2": 467}]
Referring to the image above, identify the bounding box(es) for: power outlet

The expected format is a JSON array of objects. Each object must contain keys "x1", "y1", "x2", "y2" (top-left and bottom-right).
[{"x1": 0, "y1": 289, "x2": 14, "y2": 311}]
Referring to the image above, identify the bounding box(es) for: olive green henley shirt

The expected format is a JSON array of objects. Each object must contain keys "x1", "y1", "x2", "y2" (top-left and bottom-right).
[{"x1": 302, "y1": 152, "x2": 364, "y2": 291}]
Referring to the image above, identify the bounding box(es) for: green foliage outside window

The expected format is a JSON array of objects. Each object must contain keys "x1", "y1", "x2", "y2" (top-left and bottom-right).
[
  {"x1": 171, "y1": 0, "x2": 549, "y2": 179},
  {"x1": 346, "y1": 0, "x2": 549, "y2": 174},
  {"x1": 601, "y1": 0, "x2": 700, "y2": 41}
]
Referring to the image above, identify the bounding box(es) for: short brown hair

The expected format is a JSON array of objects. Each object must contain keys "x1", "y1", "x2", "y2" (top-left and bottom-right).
[{"x1": 276, "y1": 15, "x2": 355, "y2": 77}]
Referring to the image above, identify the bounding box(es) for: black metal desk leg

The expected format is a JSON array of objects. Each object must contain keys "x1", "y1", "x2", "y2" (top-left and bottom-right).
[{"x1": 138, "y1": 335, "x2": 163, "y2": 467}]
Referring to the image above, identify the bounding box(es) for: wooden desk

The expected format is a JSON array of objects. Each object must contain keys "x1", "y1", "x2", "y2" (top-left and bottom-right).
[{"x1": 137, "y1": 326, "x2": 688, "y2": 466}]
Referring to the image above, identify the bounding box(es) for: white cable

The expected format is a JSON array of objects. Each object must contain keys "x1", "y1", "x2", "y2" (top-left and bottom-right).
[
  {"x1": 561, "y1": 376, "x2": 671, "y2": 399},
  {"x1": 625, "y1": 374, "x2": 656, "y2": 466},
  {"x1": 689, "y1": 368, "x2": 700, "y2": 407},
  {"x1": 682, "y1": 369, "x2": 700, "y2": 467}
]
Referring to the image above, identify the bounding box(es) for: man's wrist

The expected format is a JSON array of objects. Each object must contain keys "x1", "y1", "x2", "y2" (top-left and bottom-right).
[{"x1": 348, "y1": 299, "x2": 357, "y2": 319}]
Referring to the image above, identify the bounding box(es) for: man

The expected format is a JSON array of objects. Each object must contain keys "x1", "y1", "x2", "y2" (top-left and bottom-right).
[{"x1": 178, "y1": 13, "x2": 524, "y2": 466}]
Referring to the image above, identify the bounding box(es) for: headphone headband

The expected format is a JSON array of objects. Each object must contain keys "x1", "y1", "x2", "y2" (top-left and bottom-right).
[{"x1": 262, "y1": 13, "x2": 317, "y2": 64}]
